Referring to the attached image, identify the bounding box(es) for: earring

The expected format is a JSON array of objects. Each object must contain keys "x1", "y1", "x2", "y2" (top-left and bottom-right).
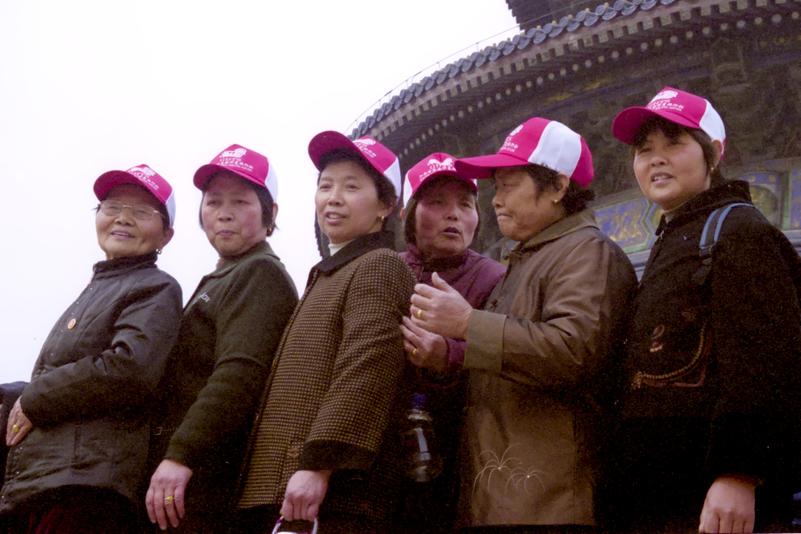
[{"x1": 552, "y1": 199, "x2": 560, "y2": 205}]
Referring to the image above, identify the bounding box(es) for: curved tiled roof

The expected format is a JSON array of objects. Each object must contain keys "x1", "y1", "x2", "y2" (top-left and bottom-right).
[{"x1": 352, "y1": 0, "x2": 679, "y2": 137}]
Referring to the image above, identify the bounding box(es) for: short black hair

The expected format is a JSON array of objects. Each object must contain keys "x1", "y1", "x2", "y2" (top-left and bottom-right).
[
  {"x1": 524, "y1": 164, "x2": 595, "y2": 215},
  {"x1": 198, "y1": 172, "x2": 276, "y2": 236},
  {"x1": 632, "y1": 116, "x2": 725, "y2": 185}
]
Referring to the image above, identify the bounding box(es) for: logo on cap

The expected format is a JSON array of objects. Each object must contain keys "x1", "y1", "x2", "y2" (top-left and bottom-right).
[
  {"x1": 129, "y1": 165, "x2": 162, "y2": 191},
  {"x1": 221, "y1": 147, "x2": 248, "y2": 159},
  {"x1": 354, "y1": 138, "x2": 378, "y2": 159},
  {"x1": 216, "y1": 148, "x2": 255, "y2": 174},
  {"x1": 647, "y1": 90, "x2": 686, "y2": 113},
  {"x1": 650, "y1": 90, "x2": 679, "y2": 103},
  {"x1": 500, "y1": 125, "x2": 524, "y2": 154}
]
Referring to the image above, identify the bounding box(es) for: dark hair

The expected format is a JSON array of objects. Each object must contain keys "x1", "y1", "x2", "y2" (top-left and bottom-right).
[
  {"x1": 198, "y1": 172, "x2": 276, "y2": 236},
  {"x1": 317, "y1": 149, "x2": 397, "y2": 210},
  {"x1": 403, "y1": 175, "x2": 480, "y2": 246},
  {"x1": 523, "y1": 164, "x2": 595, "y2": 215},
  {"x1": 632, "y1": 116, "x2": 725, "y2": 185}
]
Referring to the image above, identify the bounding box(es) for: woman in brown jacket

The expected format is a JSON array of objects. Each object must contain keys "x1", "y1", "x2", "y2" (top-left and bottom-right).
[
  {"x1": 236, "y1": 132, "x2": 415, "y2": 533},
  {"x1": 410, "y1": 118, "x2": 637, "y2": 532}
]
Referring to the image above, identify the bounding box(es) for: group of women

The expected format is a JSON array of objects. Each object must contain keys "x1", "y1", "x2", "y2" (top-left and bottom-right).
[{"x1": 0, "y1": 85, "x2": 799, "y2": 534}]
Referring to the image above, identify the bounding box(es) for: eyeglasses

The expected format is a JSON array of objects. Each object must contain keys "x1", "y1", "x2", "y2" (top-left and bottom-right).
[{"x1": 97, "y1": 200, "x2": 165, "y2": 222}]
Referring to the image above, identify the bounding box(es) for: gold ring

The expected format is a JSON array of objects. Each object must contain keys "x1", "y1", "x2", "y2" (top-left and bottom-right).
[
  {"x1": 165, "y1": 495, "x2": 174, "y2": 504},
  {"x1": 412, "y1": 348, "x2": 418, "y2": 357},
  {"x1": 11, "y1": 424, "x2": 19, "y2": 433},
  {"x1": 415, "y1": 309, "x2": 424, "y2": 320}
]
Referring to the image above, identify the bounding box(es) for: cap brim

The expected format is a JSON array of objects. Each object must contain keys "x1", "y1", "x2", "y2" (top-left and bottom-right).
[
  {"x1": 454, "y1": 153, "x2": 530, "y2": 179},
  {"x1": 411, "y1": 170, "x2": 478, "y2": 198},
  {"x1": 308, "y1": 131, "x2": 365, "y2": 171},
  {"x1": 193, "y1": 164, "x2": 264, "y2": 192},
  {"x1": 612, "y1": 106, "x2": 701, "y2": 144},
  {"x1": 94, "y1": 170, "x2": 146, "y2": 201}
]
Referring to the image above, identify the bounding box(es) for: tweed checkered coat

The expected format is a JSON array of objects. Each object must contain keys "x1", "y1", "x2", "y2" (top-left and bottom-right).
[{"x1": 239, "y1": 232, "x2": 414, "y2": 523}]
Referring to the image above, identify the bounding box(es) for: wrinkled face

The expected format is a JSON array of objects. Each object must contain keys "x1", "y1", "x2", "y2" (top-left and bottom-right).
[
  {"x1": 96, "y1": 184, "x2": 173, "y2": 260},
  {"x1": 492, "y1": 167, "x2": 563, "y2": 242},
  {"x1": 201, "y1": 173, "x2": 268, "y2": 257},
  {"x1": 414, "y1": 178, "x2": 478, "y2": 260},
  {"x1": 315, "y1": 160, "x2": 392, "y2": 244},
  {"x1": 633, "y1": 128, "x2": 714, "y2": 212}
]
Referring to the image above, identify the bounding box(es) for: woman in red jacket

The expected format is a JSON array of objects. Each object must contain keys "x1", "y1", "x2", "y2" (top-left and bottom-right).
[{"x1": 398, "y1": 152, "x2": 505, "y2": 533}]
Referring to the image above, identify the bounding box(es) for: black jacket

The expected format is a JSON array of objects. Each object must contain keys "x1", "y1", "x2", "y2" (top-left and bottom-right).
[
  {"x1": 153, "y1": 241, "x2": 297, "y2": 528},
  {"x1": 0, "y1": 383, "x2": 26, "y2": 482},
  {"x1": 609, "y1": 181, "x2": 801, "y2": 523},
  {"x1": 0, "y1": 253, "x2": 182, "y2": 515}
]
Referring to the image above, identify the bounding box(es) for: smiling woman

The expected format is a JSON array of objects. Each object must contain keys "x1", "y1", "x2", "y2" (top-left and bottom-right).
[
  {"x1": 236, "y1": 131, "x2": 415, "y2": 533},
  {"x1": 0, "y1": 164, "x2": 182, "y2": 533}
]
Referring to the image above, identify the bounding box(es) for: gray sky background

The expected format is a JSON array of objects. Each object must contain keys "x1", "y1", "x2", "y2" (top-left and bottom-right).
[{"x1": 0, "y1": 1, "x2": 516, "y2": 382}]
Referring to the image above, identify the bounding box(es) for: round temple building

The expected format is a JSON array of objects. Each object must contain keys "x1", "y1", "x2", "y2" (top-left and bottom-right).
[{"x1": 346, "y1": 0, "x2": 801, "y2": 272}]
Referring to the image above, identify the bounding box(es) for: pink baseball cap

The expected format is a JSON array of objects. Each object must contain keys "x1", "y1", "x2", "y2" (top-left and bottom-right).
[
  {"x1": 94, "y1": 164, "x2": 176, "y2": 227},
  {"x1": 194, "y1": 144, "x2": 278, "y2": 202},
  {"x1": 455, "y1": 117, "x2": 594, "y2": 187},
  {"x1": 308, "y1": 131, "x2": 402, "y2": 198},
  {"x1": 403, "y1": 152, "x2": 477, "y2": 206},
  {"x1": 612, "y1": 86, "x2": 726, "y2": 152}
]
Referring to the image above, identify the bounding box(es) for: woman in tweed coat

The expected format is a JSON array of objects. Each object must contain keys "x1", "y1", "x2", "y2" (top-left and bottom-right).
[{"x1": 236, "y1": 132, "x2": 415, "y2": 533}]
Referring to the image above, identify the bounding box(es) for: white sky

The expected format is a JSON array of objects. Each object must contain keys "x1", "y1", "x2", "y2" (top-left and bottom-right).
[{"x1": 0, "y1": 1, "x2": 517, "y2": 382}]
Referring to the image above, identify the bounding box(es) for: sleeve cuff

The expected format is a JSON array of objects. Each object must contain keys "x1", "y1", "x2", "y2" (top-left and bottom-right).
[
  {"x1": 299, "y1": 440, "x2": 374, "y2": 472},
  {"x1": 465, "y1": 309, "x2": 506, "y2": 373},
  {"x1": 445, "y1": 337, "x2": 465, "y2": 372}
]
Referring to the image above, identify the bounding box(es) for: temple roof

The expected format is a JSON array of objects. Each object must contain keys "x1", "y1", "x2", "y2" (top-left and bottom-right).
[{"x1": 352, "y1": 0, "x2": 680, "y2": 138}]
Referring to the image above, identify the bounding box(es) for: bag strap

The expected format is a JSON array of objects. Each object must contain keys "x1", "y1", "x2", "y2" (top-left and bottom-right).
[{"x1": 692, "y1": 202, "x2": 757, "y2": 286}]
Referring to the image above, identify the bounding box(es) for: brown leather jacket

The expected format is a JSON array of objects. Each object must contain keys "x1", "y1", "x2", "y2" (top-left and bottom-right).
[{"x1": 460, "y1": 209, "x2": 636, "y2": 527}]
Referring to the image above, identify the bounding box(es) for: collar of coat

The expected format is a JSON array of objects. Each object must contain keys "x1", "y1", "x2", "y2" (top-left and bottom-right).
[
  {"x1": 655, "y1": 180, "x2": 752, "y2": 236},
  {"x1": 313, "y1": 231, "x2": 395, "y2": 276},
  {"x1": 93, "y1": 252, "x2": 158, "y2": 278},
  {"x1": 211, "y1": 241, "x2": 279, "y2": 277},
  {"x1": 514, "y1": 209, "x2": 598, "y2": 254},
  {"x1": 402, "y1": 243, "x2": 468, "y2": 273}
]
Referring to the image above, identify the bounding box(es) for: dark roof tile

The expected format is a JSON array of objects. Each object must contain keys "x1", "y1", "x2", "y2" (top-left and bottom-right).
[{"x1": 354, "y1": 0, "x2": 693, "y2": 135}]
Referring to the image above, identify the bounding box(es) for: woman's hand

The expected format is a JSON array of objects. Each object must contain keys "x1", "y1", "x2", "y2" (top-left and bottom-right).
[
  {"x1": 699, "y1": 475, "x2": 756, "y2": 533},
  {"x1": 410, "y1": 272, "x2": 473, "y2": 340},
  {"x1": 402, "y1": 316, "x2": 448, "y2": 373},
  {"x1": 281, "y1": 469, "x2": 331, "y2": 521},
  {"x1": 5, "y1": 398, "x2": 33, "y2": 447},
  {"x1": 146, "y1": 459, "x2": 193, "y2": 531}
]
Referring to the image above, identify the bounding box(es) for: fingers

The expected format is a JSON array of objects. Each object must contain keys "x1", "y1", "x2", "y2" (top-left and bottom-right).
[
  {"x1": 430, "y1": 272, "x2": 456, "y2": 292},
  {"x1": 145, "y1": 486, "x2": 157, "y2": 524},
  {"x1": 174, "y1": 483, "x2": 187, "y2": 520},
  {"x1": 282, "y1": 494, "x2": 316, "y2": 521},
  {"x1": 280, "y1": 498, "x2": 294, "y2": 521},
  {"x1": 164, "y1": 491, "x2": 181, "y2": 529},
  {"x1": 149, "y1": 484, "x2": 169, "y2": 530},
  {"x1": 413, "y1": 282, "x2": 439, "y2": 299},
  {"x1": 146, "y1": 461, "x2": 192, "y2": 530},
  {"x1": 6, "y1": 401, "x2": 33, "y2": 447},
  {"x1": 699, "y1": 507, "x2": 753, "y2": 533}
]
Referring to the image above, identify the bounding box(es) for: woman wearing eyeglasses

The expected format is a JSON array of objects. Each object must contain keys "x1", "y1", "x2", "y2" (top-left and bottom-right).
[
  {"x1": 0, "y1": 165, "x2": 182, "y2": 533},
  {"x1": 145, "y1": 145, "x2": 298, "y2": 533}
]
